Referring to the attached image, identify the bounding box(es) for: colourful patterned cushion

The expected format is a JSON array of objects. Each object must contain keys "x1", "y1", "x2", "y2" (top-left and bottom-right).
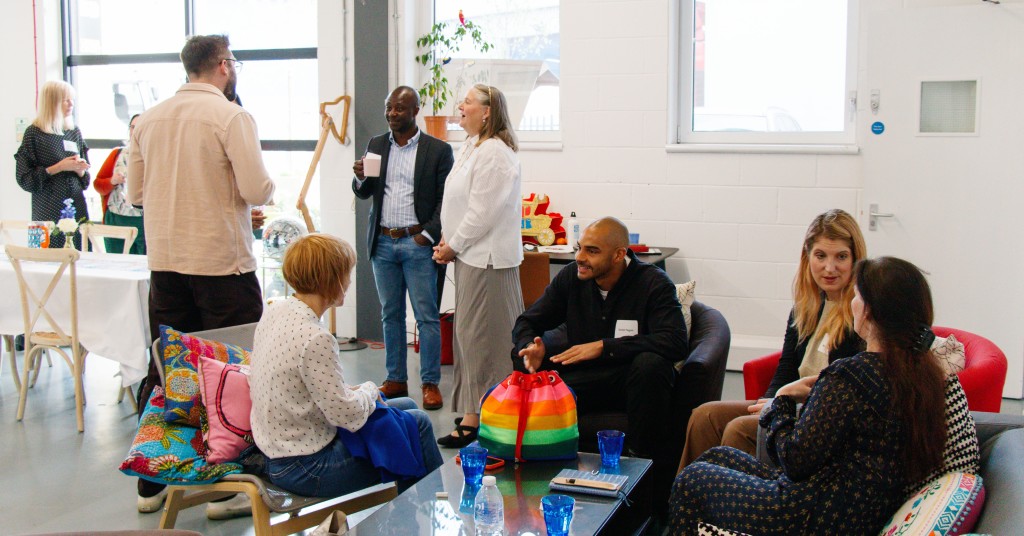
[
  {"x1": 119, "y1": 386, "x2": 242, "y2": 485},
  {"x1": 197, "y1": 356, "x2": 254, "y2": 464},
  {"x1": 161, "y1": 324, "x2": 250, "y2": 426},
  {"x1": 880, "y1": 472, "x2": 985, "y2": 536}
]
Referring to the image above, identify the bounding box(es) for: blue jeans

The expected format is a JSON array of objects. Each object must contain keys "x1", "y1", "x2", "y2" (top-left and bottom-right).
[
  {"x1": 371, "y1": 235, "x2": 441, "y2": 384},
  {"x1": 265, "y1": 398, "x2": 444, "y2": 497}
]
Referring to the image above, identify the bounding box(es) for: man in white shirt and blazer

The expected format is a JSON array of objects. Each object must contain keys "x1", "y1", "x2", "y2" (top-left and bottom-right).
[{"x1": 352, "y1": 86, "x2": 454, "y2": 410}]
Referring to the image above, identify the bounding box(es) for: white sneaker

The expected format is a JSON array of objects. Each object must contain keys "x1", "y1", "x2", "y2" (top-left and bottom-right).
[
  {"x1": 206, "y1": 493, "x2": 253, "y2": 520},
  {"x1": 137, "y1": 488, "x2": 168, "y2": 513}
]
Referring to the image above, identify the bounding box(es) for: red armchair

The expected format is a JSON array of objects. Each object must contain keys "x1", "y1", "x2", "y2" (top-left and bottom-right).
[{"x1": 742, "y1": 326, "x2": 1008, "y2": 412}]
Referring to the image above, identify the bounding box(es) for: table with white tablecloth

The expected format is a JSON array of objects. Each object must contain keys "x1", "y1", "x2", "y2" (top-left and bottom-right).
[{"x1": 0, "y1": 251, "x2": 151, "y2": 387}]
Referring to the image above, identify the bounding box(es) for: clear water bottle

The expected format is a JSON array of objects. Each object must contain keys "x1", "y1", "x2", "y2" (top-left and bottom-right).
[
  {"x1": 473, "y1": 475, "x2": 504, "y2": 535},
  {"x1": 567, "y1": 211, "x2": 580, "y2": 249}
]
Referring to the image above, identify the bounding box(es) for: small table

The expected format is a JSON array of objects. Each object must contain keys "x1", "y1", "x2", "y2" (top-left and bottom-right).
[
  {"x1": 349, "y1": 452, "x2": 652, "y2": 535},
  {"x1": 545, "y1": 247, "x2": 679, "y2": 270},
  {"x1": 0, "y1": 251, "x2": 151, "y2": 386}
]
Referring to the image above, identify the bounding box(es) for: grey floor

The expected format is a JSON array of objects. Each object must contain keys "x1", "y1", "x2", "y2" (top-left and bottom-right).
[{"x1": 1, "y1": 343, "x2": 1020, "y2": 535}]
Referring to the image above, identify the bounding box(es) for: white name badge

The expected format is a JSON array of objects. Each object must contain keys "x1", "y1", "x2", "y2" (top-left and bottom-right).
[
  {"x1": 63, "y1": 140, "x2": 79, "y2": 154},
  {"x1": 614, "y1": 319, "x2": 639, "y2": 338},
  {"x1": 817, "y1": 333, "x2": 831, "y2": 355}
]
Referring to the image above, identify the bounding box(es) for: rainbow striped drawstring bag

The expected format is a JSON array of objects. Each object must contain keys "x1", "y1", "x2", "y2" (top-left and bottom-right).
[{"x1": 477, "y1": 371, "x2": 579, "y2": 462}]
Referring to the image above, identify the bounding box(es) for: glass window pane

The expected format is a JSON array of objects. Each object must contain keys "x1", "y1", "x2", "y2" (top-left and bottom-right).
[
  {"x1": 693, "y1": 0, "x2": 847, "y2": 133},
  {"x1": 433, "y1": 1, "x2": 559, "y2": 131},
  {"x1": 234, "y1": 59, "x2": 319, "y2": 141},
  {"x1": 261, "y1": 150, "x2": 318, "y2": 225},
  {"x1": 69, "y1": 0, "x2": 186, "y2": 55},
  {"x1": 71, "y1": 64, "x2": 186, "y2": 140},
  {"x1": 195, "y1": 0, "x2": 317, "y2": 49}
]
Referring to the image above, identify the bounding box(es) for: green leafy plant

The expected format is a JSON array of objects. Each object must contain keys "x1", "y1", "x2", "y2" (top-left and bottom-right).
[{"x1": 415, "y1": 11, "x2": 493, "y2": 116}]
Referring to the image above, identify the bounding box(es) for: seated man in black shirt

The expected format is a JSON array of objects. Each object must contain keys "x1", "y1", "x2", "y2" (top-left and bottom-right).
[{"x1": 513, "y1": 217, "x2": 687, "y2": 457}]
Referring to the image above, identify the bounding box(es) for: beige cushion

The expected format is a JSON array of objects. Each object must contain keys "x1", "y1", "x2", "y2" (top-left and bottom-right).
[
  {"x1": 932, "y1": 333, "x2": 966, "y2": 376},
  {"x1": 676, "y1": 280, "x2": 696, "y2": 341}
]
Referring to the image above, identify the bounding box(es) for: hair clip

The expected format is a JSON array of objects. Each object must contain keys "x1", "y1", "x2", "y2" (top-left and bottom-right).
[{"x1": 911, "y1": 324, "x2": 936, "y2": 353}]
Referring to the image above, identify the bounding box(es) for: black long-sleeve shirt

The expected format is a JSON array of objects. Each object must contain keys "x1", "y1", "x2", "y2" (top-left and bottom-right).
[
  {"x1": 512, "y1": 250, "x2": 688, "y2": 366},
  {"x1": 764, "y1": 306, "x2": 863, "y2": 398}
]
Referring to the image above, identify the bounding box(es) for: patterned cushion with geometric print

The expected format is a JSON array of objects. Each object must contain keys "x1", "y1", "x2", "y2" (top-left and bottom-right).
[
  {"x1": 904, "y1": 375, "x2": 980, "y2": 497},
  {"x1": 697, "y1": 522, "x2": 753, "y2": 536}
]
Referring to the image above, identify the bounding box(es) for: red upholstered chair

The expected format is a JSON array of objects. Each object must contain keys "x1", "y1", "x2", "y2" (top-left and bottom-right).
[{"x1": 742, "y1": 326, "x2": 1008, "y2": 412}]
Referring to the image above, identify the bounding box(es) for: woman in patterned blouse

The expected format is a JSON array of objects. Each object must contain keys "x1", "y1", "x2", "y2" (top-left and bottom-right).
[
  {"x1": 680, "y1": 209, "x2": 866, "y2": 468},
  {"x1": 14, "y1": 80, "x2": 91, "y2": 249},
  {"x1": 669, "y1": 256, "x2": 949, "y2": 535}
]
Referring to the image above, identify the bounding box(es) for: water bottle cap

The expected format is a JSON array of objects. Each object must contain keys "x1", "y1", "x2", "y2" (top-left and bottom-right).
[{"x1": 482, "y1": 475, "x2": 496, "y2": 486}]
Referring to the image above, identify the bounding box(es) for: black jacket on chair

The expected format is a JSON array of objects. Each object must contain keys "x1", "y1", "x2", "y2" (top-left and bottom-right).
[{"x1": 351, "y1": 130, "x2": 454, "y2": 257}]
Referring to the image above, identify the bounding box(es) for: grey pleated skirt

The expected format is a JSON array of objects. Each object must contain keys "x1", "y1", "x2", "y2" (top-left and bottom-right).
[{"x1": 450, "y1": 259, "x2": 524, "y2": 414}]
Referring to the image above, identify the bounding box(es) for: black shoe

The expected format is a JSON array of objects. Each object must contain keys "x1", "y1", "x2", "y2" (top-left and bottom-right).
[
  {"x1": 437, "y1": 424, "x2": 478, "y2": 448},
  {"x1": 14, "y1": 334, "x2": 24, "y2": 352}
]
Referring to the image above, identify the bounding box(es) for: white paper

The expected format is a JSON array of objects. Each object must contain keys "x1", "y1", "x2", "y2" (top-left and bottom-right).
[
  {"x1": 615, "y1": 319, "x2": 639, "y2": 338},
  {"x1": 63, "y1": 140, "x2": 79, "y2": 154}
]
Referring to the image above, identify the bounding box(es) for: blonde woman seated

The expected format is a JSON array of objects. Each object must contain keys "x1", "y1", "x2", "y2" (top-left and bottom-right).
[
  {"x1": 250, "y1": 234, "x2": 443, "y2": 497},
  {"x1": 679, "y1": 209, "x2": 866, "y2": 469},
  {"x1": 669, "y1": 256, "x2": 960, "y2": 534}
]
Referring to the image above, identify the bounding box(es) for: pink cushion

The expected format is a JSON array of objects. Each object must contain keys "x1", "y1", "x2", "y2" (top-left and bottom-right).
[{"x1": 197, "y1": 356, "x2": 253, "y2": 464}]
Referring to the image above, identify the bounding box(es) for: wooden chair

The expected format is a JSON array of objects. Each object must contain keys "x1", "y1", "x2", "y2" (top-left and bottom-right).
[
  {"x1": 519, "y1": 251, "x2": 550, "y2": 308},
  {"x1": 5, "y1": 245, "x2": 89, "y2": 432},
  {"x1": 79, "y1": 222, "x2": 138, "y2": 254},
  {"x1": 1, "y1": 220, "x2": 56, "y2": 387},
  {"x1": 152, "y1": 323, "x2": 398, "y2": 535}
]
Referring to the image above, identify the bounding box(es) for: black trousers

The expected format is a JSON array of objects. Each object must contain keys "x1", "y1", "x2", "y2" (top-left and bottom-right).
[
  {"x1": 137, "y1": 270, "x2": 263, "y2": 495},
  {"x1": 537, "y1": 352, "x2": 676, "y2": 457}
]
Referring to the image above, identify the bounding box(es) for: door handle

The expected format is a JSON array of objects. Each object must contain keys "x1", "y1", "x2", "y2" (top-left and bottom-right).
[{"x1": 868, "y1": 203, "x2": 894, "y2": 231}]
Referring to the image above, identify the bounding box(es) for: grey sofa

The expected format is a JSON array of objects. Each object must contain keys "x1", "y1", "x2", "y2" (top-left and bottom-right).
[{"x1": 971, "y1": 411, "x2": 1024, "y2": 533}]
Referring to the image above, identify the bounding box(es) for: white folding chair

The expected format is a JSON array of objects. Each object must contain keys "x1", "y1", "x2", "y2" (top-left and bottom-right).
[
  {"x1": 1, "y1": 220, "x2": 56, "y2": 388},
  {"x1": 79, "y1": 222, "x2": 138, "y2": 254},
  {"x1": 5, "y1": 245, "x2": 90, "y2": 432}
]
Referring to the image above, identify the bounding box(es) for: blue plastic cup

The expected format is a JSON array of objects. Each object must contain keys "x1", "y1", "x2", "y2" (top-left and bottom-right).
[
  {"x1": 542, "y1": 494, "x2": 575, "y2": 536},
  {"x1": 597, "y1": 430, "x2": 625, "y2": 467},
  {"x1": 460, "y1": 445, "x2": 487, "y2": 485},
  {"x1": 628, "y1": 232, "x2": 640, "y2": 244}
]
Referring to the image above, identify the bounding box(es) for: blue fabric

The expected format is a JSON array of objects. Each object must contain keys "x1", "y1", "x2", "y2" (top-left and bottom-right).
[
  {"x1": 371, "y1": 235, "x2": 441, "y2": 384},
  {"x1": 339, "y1": 399, "x2": 428, "y2": 482}
]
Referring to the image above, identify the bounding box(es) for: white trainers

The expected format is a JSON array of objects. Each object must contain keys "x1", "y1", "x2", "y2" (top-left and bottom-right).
[
  {"x1": 206, "y1": 493, "x2": 253, "y2": 520},
  {"x1": 137, "y1": 488, "x2": 168, "y2": 513}
]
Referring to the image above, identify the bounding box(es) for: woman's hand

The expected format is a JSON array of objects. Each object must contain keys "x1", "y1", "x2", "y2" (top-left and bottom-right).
[
  {"x1": 433, "y1": 239, "x2": 456, "y2": 264},
  {"x1": 747, "y1": 398, "x2": 771, "y2": 414},
  {"x1": 49, "y1": 155, "x2": 89, "y2": 176},
  {"x1": 775, "y1": 375, "x2": 819, "y2": 403}
]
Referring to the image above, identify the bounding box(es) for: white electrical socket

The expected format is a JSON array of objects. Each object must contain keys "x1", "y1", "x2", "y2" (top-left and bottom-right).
[
  {"x1": 870, "y1": 90, "x2": 881, "y2": 115},
  {"x1": 15, "y1": 117, "x2": 29, "y2": 142}
]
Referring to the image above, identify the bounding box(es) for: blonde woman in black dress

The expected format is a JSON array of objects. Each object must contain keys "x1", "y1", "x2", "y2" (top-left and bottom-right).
[{"x1": 15, "y1": 80, "x2": 91, "y2": 249}]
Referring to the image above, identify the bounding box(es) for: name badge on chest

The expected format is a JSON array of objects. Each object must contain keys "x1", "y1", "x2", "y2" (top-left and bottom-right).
[
  {"x1": 63, "y1": 140, "x2": 79, "y2": 154},
  {"x1": 614, "y1": 319, "x2": 639, "y2": 338}
]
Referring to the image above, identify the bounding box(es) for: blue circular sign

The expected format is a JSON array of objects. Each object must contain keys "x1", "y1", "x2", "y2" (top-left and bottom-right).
[{"x1": 871, "y1": 121, "x2": 885, "y2": 135}]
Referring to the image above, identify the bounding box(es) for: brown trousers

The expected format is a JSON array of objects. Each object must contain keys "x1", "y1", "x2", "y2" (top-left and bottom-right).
[{"x1": 677, "y1": 400, "x2": 760, "y2": 473}]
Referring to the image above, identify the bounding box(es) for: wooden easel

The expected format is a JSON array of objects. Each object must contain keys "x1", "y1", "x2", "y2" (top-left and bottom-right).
[{"x1": 295, "y1": 95, "x2": 354, "y2": 338}]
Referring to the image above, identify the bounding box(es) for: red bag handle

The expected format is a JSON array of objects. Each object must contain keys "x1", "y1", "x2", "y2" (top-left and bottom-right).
[{"x1": 512, "y1": 372, "x2": 561, "y2": 462}]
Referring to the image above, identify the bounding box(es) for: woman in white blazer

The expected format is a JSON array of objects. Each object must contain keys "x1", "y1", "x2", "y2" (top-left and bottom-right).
[{"x1": 433, "y1": 84, "x2": 524, "y2": 448}]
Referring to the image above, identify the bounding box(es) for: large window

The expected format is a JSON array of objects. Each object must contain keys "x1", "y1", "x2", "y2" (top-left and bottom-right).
[
  {"x1": 63, "y1": 0, "x2": 319, "y2": 220},
  {"x1": 673, "y1": 0, "x2": 857, "y2": 147},
  {"x1": 431, "y1": 1, "x2": 560, "y2": 138}
]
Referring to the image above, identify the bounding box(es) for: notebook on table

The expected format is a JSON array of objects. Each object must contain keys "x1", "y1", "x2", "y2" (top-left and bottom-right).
[{"x1": 549, "y1": 469, "x2": 628, "y2": 498}]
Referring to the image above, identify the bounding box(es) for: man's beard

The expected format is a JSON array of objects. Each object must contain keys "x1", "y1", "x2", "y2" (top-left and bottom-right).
[{"x1": 223, "y1": 72, "x2": 238, "y2": 102}]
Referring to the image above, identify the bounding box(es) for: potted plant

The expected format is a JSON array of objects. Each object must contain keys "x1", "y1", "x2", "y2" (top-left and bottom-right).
[{"x1": 415, "y1": 9, "x2": 492, "y2": 140}]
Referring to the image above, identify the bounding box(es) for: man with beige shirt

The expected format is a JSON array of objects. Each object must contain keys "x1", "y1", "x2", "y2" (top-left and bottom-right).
[{"x1": 127, "y1": 34, "x2": 275, "y2": 517}]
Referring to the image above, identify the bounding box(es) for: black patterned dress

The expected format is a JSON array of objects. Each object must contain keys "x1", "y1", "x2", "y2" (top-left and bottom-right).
[
  {"x1": 14, "y1": 124, "x2": 91, "y2": 248},
  {"x1": 669, "y1": 352, "x2": 915, "y2": 536}
]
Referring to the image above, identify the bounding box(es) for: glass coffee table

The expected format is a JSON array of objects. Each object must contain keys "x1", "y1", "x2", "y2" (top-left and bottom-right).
[{"x1": 348, "y1": 452, "x2": 652, "y2": 535}]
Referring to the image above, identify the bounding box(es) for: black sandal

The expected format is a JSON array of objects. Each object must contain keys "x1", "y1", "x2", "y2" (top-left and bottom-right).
[{"x1": 437, "y1": 424, "x2": 478, "y2": 448}]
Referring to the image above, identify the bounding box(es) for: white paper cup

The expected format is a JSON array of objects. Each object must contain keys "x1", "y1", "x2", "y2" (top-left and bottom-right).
[{"x1": 363, "y1": 153, "x2": 382, "y2": 177}]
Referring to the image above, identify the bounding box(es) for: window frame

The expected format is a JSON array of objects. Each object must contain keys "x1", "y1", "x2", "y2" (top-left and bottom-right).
[
  {"x1": 60, "y1": 0, "x2": 317, "y2": 151},
  {"x1": 418, "y1": 1, "x2": 562, "y2": 147},
  {"x1": 668, "y1": 0, "x2": 860, "y2": 152}
]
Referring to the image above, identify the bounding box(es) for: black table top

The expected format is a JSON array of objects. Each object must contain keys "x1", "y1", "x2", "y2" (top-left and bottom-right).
[
  {"x1": 348, "y1": 452, "x2": 652, "y2": 535},
  {"x1": 543, "y1": 247, "x2": 679, "y2": 267}
]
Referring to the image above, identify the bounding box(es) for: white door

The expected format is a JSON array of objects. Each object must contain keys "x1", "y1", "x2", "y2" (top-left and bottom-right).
[{"x1": 863, "y1": 4, "x2": 1024, "y2": 398}]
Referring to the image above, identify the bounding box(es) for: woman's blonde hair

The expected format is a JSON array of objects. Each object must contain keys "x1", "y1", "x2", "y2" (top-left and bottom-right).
[
  {"x1": 34, "y1": 80, "x2": 76, "y2": 134},
  {"x1": 282, "y1": 234, "x2": 357, "y2": 303},
  {"x1": 792, "y1": 209, "x2": 867, "y2": 348},
  {"x1": 472, "y1": 83, "x2": 518, "y2": 152}
]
